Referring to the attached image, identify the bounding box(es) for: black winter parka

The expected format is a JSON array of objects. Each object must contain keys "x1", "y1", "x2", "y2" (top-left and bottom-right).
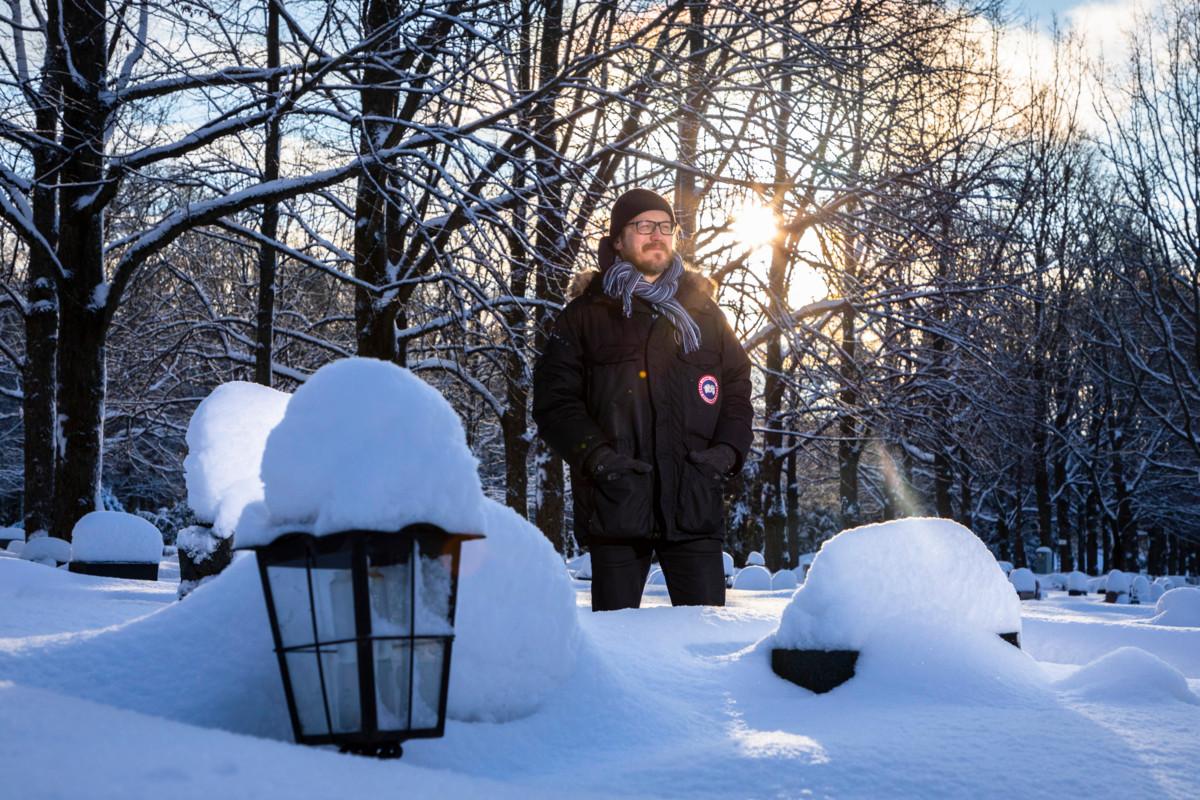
[{"x1": 532, "y1": 268, "x2": 754, "y2": 543}]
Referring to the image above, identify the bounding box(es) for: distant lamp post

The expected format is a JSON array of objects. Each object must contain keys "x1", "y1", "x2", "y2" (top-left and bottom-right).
[{"x1": 239, "y1": 524, "x2": 483, "y2": 758}]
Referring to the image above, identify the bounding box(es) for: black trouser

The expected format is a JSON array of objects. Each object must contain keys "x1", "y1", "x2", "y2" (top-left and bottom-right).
[{"x1": 589, "y1": 536, "x2": 725, "y2": 611}]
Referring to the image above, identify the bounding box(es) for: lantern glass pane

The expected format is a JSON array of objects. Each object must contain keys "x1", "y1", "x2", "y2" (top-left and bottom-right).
[
  {"x1": 373, "y1": 639, "x2": 446, "y2": 732},
  {"x1": 285, "y1": 642, "x2": 362, "y2": 736},
  {"x1": 265, "y1": 549, "x2": 355, "y2": 650},
  {"x1": 365, "y1": 550, "x2": 413, "y2": 637},
  {"x1": 371, "y1": 639, "x2": 411, "y2": 730},
  {"x1": 414, "y1": 552, "x2": 454, "y2": 635},
  {"x1": 411, "y1": 639, "x2": 446, "y2": 729}
]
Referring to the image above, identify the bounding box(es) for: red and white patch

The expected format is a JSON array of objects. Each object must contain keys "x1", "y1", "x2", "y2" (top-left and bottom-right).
[{"x1": 697, "y1": 374, "x2": 719, "y2": 405}]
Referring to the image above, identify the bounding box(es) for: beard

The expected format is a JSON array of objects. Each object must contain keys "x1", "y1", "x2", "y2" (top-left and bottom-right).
[{"x1": 625, "y1": 241, "x2": 674, "y2": 277}]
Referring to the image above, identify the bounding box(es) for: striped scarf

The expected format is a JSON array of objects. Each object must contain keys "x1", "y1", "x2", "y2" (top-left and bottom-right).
[{"x1": 602, "y1": 253, "x2": 702, "y2": 353}]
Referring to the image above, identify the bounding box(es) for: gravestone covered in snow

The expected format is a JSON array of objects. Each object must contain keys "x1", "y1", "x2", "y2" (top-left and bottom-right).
[
  {"x1": 21, "y1": 536, "x2": 71, "y2": 567},
  {"x1": 182, "y1": 381, "x2": 290, "y2": 595},
  {"x1": 1147, "y1": 587, "x2": 1200, "y2": 627},
  {"x1": 1067, "y1": 571, "x2": 1089, "y2": 596},
  {"x1": 772, "y1": 569, "x2": 799, "y2": 590},
  {"x1": 1130, "y1": 574, "x2": 1151, "y2": 605},
  {"x1": 68, "y1": 511, "x2": 163, "y2": 580},
  {"x1": 1009, "y1": 567, "x2": 1040, "y2": 601},
  {"x1": 1104, "y1": 570, "x2": 1131, "y2": 604},
  {"x1": 770, "y1": 518, "x2": 1021, "y2": 694},
  {"x1": 0, "y1": 526, "x2": 23, "y2": 546},
  {"x1": 732, "y1": 564, "x2": 771, "y2": 590},
  {"x1": 646, "y1": 567, "x2": 666, "y2": 586},
  {"x1": 746, "y1": 550, "x2": 766, "y2": 567},
  {"x1": 996, "y1": 560, "x2": 1014, "y2": 576},
  {"x1": 236, "y1": 357, "x2": 579, "y2": 727}
]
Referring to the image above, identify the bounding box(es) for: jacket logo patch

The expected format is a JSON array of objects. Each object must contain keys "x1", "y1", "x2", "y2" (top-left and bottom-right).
[{"x1": 698, "y1": 374, "x2": 719, "y2": 405}]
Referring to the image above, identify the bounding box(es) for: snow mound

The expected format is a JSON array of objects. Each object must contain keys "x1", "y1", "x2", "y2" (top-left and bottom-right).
[
  {"x1": 745, "y1": 551, "x2": 765, "y2": 567},
  {"x1": 0, "y1": 526, "x2": 23, "y2": 543},
  {"x1": 569, "y1": 552, "x2": 592, "y2": 580},
  {"x1": 21, "y1": 536, "x2": 70, "y2": 566},
  {"x1": 1055, "y1": 647, "x2": 1199, "y2": 705},
  {"x1": 774, "y1": 518, "x2": 1020, "y2": 650},
  {"x1": 1130, "y1": 574, "x2": 1150, "y2": 603},
  {"x1": 70, "y1": 512, "x2": 162, "y2": 563},
  {"x1": 244, "y1": 358, "x2": 484, "y2": 545},
  {"x1": 1009, "y1": 567, "x2": 1037, "y2": 593},
  {"x1": 771, "y1": 569, "x2": 799, "y2": 590},
  {"x1": 449, "y1": 498, "x2": 580, "y2": 722},
  {"x1": 996, "y1": 560, "x2": 1014, "y2": 575},
  {"x1": 1147, "y1": 587, "x2": 1200, "y2": 627},
  {"x1": 1067, "y1": 571, "x2": 1088, "y2": 593},
  {"x1": 1105, "y1": 570, "x2": 1130, "y2": 595},
  {"x1": 722, "y1": 551, "x2": 734, "y2": 577},
  {"x1": 184, "y1": 381, "x2": 289, "y2": 536},
  {"x1": 5, "y1": 540, "x2": 24, "y2": 555},
  {"x1": 732, "y1": 565, "x2": 771, "y2": 590}
]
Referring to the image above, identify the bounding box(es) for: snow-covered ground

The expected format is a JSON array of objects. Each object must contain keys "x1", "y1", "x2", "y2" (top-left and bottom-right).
[{"x1": 2, "y1": 550, "x2": 1197, "y2": 799}]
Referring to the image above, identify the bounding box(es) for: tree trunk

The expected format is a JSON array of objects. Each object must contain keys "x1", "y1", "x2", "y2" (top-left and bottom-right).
[
  {"x1": 674, "y1": 1, "x2": 707, "y2": 262},
  {"x1": 255, "y1": 0, "x2": 281, "y2": 386},
  {"x1": 354, "y1": 0, "x2": 400, "y2": 361},
  {"x1": 786, "y1": 449, "x2": 800, "y2": 569},
  {"x1": 532, "y1": 0, "x2": 566, "y2": 552},
  {"x1": 51, "y1": 0, "x2": 108, "y2": 540},
  {"x1": 23, "y1": 62, "x2": 61, "y2": 535}
]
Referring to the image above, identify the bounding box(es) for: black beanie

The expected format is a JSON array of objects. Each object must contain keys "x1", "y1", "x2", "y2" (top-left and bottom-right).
[
  {"x1": 608, "y1": 188, "x2": 675, "y2": 239},
  {"x1": 598, "y1": 188, "x2": 676, "y2": 271}
]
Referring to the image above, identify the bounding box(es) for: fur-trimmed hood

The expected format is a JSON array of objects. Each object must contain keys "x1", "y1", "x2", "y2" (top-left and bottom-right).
[{"x1": 567, "y1": 268, "x2": 717, "y2": 302}]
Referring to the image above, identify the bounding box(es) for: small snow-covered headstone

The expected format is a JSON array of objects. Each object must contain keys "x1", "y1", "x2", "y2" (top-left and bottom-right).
[
  {"x1": 1009, "y1": 567, "x2": 1039, "y2": 601},
  {"x1": 996, "y1": 560, "x2": 1014, "y2": 576},
  {"x1": 1067, "y1": 571, "x2": 1089, "y2": 596},
  {"x1": 68, "y1": 511, "x2": 163, "y2": 581},
  {"x1": 1148, "y1": 582, "x2": 1166, "y2": 603},
  {"x1": 732, "y1": 564, "x2": 771, "y2": 590},
  {"x1": 572, "y1": 552, "x2": 592, "y2": 581},
  {"x1": 21, "y1": 536, "x2": 71, "y2": 567},
  {"x1": 1104, "y1": 570, "x2": 1131, "y2": 604},
  {"x1": 646, "y1": 567, "x2": 667, "y2": 586},
  {"x1": 771, "y1": 569, "x2": 799, "y2": 590},
  {"x1": 5, "y1": 539, "x2": 25, "y2": 555},
  {"x1": 745, "y1": 550, "x2": 765, "y2": 567},
  {"x1": 771, "y1": 518, "x2": 1021, "y2": 694},
  {"x1": 722, "y1": 551, "x2": 735, "y2": 577},
  {"x1": 1147, "y1": 587, "x2": 1200, "y2": 627},
  {"x1": 1129, "y1": 574, "x2": 1150, "y2": 605},
  {"x1": 0, "y1": 526, "x2": 24, "y2": 545}
]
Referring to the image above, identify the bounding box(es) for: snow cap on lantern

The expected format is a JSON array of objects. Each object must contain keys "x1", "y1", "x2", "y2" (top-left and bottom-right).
[{"x1": 239, "y1": 358, "x2": 485, "y2": 546}]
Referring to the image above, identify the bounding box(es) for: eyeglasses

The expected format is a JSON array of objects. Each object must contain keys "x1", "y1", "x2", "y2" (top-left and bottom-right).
[{"x1": 625, "y1": 220, "x2": 677, "y2": 236}]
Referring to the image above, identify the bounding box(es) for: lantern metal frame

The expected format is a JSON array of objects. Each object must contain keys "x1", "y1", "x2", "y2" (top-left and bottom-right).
[{"x1": 242, "y1": 523, "x2": 482, "y2": 759}]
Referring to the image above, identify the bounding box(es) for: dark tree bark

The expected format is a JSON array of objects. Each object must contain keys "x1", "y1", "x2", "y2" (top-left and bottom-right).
[
  {"x1": 354, "y1": 0, "x2": 401, "y2": 361},
  {"x1": 51, "y1": 0, "x2": 109, "y2": 540},
  {"x1": 532, "y1": 0, "x2": 567, "y2": 553},
  {"x1": 254, "y1": 0, "x2": 282, "y2": 386}
]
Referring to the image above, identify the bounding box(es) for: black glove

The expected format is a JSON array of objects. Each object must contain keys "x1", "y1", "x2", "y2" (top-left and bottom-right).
[
  {"x1": 585, "y1": 445, "x2": 652, "y2": 481},
  {"x1": 687, "y1": 444, "x2": 737, "y2": 481}
]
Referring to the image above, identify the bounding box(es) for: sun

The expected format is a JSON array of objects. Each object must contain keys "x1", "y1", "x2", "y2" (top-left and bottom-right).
[{"x1": 729, "y1": 202, "x2": 779, "y2": 252}]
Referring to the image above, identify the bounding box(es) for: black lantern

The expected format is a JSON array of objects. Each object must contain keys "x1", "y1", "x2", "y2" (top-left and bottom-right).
[{"x1": 240, "y1": 524, "x2": 483, "y2": 758}]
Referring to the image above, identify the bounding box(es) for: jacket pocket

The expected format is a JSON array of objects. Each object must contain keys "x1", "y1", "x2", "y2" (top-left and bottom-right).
[
  {"x1": 676, "y1": 460, "x2": 724, "y2": 536},
  {"x1": 589, "y1": 470, "x2": 654, "y2": 538}
]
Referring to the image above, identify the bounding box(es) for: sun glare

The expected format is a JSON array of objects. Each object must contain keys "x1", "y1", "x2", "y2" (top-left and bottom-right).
[{"x1": 730, "y1": 202, "x2": 779, "y2": 252}]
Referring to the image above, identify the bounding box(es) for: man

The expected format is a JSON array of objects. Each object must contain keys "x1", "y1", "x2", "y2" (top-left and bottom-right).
[{"x1": 533, "y1": 188, "x2": 754, "y2": 611}]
